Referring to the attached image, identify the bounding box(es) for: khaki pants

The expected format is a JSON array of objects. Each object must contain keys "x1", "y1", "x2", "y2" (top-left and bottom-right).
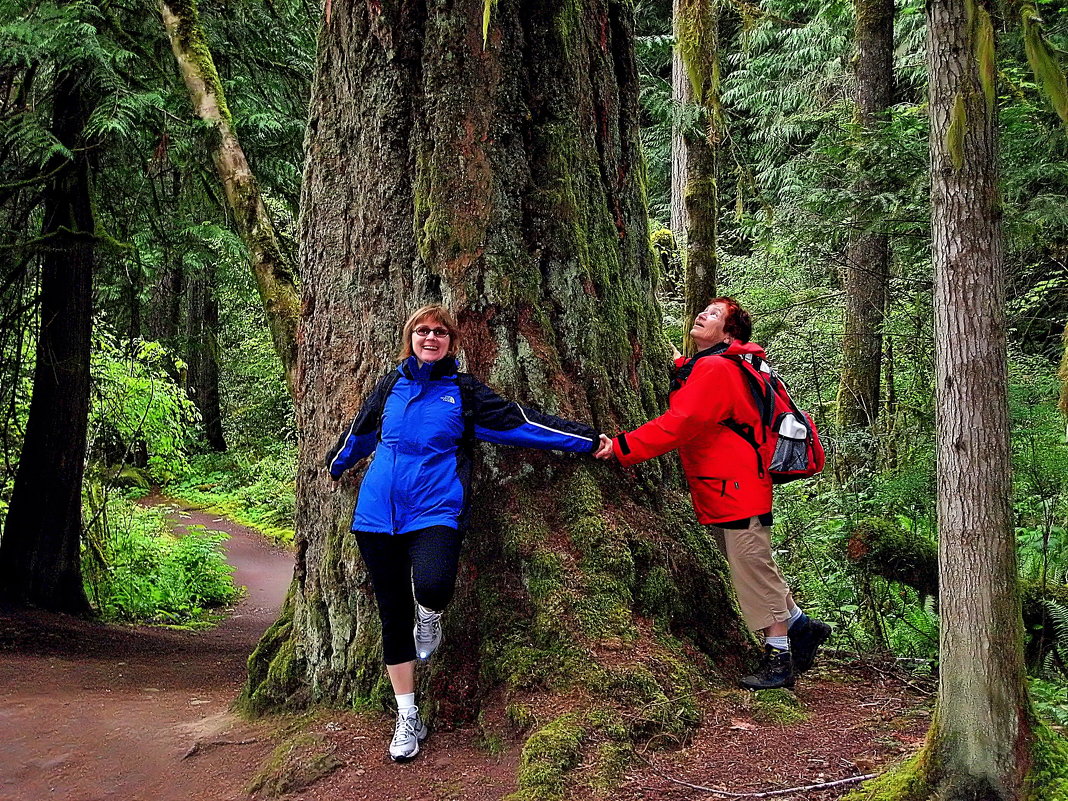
[{"x1": 716, "y1": 517, "x2": 794, "y2": 632}]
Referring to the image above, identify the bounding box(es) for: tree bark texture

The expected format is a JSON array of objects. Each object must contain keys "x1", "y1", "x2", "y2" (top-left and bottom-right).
[
  {"x1": 925, "y1": 0, "x2": 1033, "y2": 795},
  {"x1": 670, "y1": 0, "x2": 689, "y2": 248},
  {"x1": 243, "y1": 0, "x2": 751, "y2": 763},
  {"x1": 0, "y1": 70, "x2": 93, "y2": 615},
  {"x1": 161, "y1": 0, "x2": 301, "y2": 396},
  {"x1": 185, "y1": 265, "x2": 227, "y2": 451},
  {"x1": 837, "y1": 0, "x2": 894, "y2": 438},
  {"x1": 147, "y1": 265, "x2": 183, "y2": 344},
  {"x1": 677, "y1": 0, "x2": 719, "y2": 354}
]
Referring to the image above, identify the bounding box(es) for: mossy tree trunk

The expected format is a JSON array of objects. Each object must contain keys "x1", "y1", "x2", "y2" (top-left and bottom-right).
[
  {"x1": 864, "y1": 0, "x2": 1047, "y2": 796},
  {"x1": 677, "y1": 0, "x2": 720, "y2": 355},
  {"x1": 161, "y1": 0, "x2": 300, "y2": 396},
  {"x1": 243, "y1": 0, "x2": 751, "y2": 789},
  {"x1": 670, "y1": 0, "x2": 689, "y2": 250},
  {"x1": 0, "y1": 68, "x2": 94, "y2": 615},
  {"x1": 836, "y1": 0, "x2": 894, "y2": 469}
]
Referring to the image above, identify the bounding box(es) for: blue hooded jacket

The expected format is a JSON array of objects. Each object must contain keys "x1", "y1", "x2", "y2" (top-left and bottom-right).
[{"x1": 326, "y1": 356, "x2": 598, "y2": 535}]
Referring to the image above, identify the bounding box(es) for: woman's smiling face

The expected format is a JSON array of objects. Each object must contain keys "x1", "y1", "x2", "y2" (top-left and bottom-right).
[{"x1": 411, "y1": 318, "x2": 452, "y2": 365}]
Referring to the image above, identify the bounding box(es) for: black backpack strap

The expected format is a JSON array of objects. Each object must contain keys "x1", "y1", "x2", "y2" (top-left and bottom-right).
[
  {"x1": 374, "y1": 370, "x2": 402, "y2": 441},
  {"x1": 722, "y1": 354, "x2": 775, "y2": 428},
  {"x1": 720, "y1": 418, "x2": 766, "y2": 479},
  {"x1": 456, "y1": 373, "x2": 478, "y2": 450}
]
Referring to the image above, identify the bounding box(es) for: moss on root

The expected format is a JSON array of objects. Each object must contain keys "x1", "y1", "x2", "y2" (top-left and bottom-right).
[
  {"x1": 246, "y1": 729, "x2": 343, "y2": 798},
  {"x1": 746, "y1": 688, "x2": 807, "y2": 725},
  {"x1": 845, "y1": 719, "x2": 1068, "y2": 801},
  {"x1": 238, "y1": 584, "x2": 309, "y2": 717},
  {"x1": 508, "y1": 712, "x2": 586, "y2": 801}
]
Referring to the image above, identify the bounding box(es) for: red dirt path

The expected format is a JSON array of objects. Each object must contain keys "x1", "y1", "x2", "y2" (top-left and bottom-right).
[{"x1": 0, "y1": 503, "x2": 931, "y2": 801}]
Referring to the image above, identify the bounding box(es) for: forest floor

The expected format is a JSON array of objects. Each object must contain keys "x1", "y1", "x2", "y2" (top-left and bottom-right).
[{"x1": 0, "y1": 501, "x2": 932, "y2": 801}]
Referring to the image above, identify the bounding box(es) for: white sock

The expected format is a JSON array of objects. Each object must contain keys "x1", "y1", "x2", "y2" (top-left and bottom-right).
[
  {"x1": 787, "y1": 606, "x2": 804, "y2": 626},
  {"x1": 395, "y1": 692, "x2": 416, "y2": 716},
  {"x1": 766, "y1": 635, "x2": 790, "y2": 651}
]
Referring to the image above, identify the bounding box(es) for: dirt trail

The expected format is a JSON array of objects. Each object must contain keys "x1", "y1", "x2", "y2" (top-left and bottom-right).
[
  {"x1": 0, "y1": 501, "x2": 294, "y2": 801},
  {"x1": 0, "y1": 502, "x2": 932, "y2": 801}
]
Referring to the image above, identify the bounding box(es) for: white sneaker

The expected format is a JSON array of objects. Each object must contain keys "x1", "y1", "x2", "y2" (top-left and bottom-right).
[
  {"x1": 414, "y1": 604, "x2": 443, "y2": 660},
  {"x1": 389, "y1": 707, "x2": 428, "y2": 762}
]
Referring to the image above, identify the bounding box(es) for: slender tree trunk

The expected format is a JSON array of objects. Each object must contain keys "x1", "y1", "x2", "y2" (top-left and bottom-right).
[
  {"x1": 160, "y1": 0, "x2": 300, "y2": 396},
  {"x1": 242, "y1": 3, "x2": 750, "y2": 791},
  {"x1": 185, "y1": 265, "x2": 226, "y2": 451},
  {"x1": 884, "y1": 0, "x2": 1036, "y2": 795},
  {"x1": 836, "y1": 0, "x2": 894, "y2": 451},
  {"x1": 0, "y1": 70, "x2": 93, "y2": 615},
  {"x1": 670, "y1": 0, "x2": 689, "y2": 250},
  {"x1": 147, "y1": 265, "x2": 182, "y2": 344},
  {"x1": 677, "y1": 0, "x2": 719, "y2": 354}
]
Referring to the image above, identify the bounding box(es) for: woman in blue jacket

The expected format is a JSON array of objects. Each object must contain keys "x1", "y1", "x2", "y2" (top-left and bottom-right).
[{"x1": 326, "y1": 304, "x2": 605, "y2": 762}]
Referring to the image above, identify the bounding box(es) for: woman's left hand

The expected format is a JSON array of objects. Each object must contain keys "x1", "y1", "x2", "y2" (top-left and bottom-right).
[{"x1": 594, "y1": 434, "x2": 615, "y2": 460}]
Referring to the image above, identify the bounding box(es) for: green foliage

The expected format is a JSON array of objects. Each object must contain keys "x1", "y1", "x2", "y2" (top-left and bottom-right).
[
  {"x1": 82, "y1": 493, "x2": 240, "y2": 624},
  {"x1": 88, "y1": 329, "x2": 199, "y2": 479},
  {"x1": 1031, "y1": 677, "x2": 1068, "y2": 727},
  {"x1": 166, "y1": 444, "x2": 296, "y2": 542}
]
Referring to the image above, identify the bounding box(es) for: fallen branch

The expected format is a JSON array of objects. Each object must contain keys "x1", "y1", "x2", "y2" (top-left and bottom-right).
[
  {"x1": 183, "y1": 738, "x2": 258, "y2": 759},
  {"x1": 635, "y1": 752, "x2": 876, "y2": 797}
]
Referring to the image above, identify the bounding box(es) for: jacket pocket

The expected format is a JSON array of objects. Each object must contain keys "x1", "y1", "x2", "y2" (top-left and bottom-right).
[{"x1": 695, "y1": 476, "x2": 729, "y2": 497}]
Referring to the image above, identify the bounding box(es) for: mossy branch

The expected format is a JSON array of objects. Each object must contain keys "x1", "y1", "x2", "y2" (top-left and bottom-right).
[{"x1": 1022, "y1": 2, "x2": 1068, "y2": 126}]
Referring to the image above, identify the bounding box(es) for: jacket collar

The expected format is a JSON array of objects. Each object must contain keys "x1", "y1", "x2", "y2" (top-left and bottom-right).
[{"x1": 401, "y1": 355, "x2": 458, "y2": 382}]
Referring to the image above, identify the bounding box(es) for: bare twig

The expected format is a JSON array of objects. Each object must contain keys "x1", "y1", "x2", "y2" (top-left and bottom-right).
[{"x1": 635, "y1": 752, "x2": 876, "y2": 798}]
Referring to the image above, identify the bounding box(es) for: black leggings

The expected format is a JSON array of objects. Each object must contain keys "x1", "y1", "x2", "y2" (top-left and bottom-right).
[{"x1": 354, "y1": 525, "x2": 463, "y2": 665}]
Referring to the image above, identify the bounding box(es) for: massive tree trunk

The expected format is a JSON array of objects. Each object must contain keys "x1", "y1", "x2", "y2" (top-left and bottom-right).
[
  {"x1": 242, "y1": 0, "x2": 750, "y2": 790},
  {"x1": 0, "y1": 70, "x2": 94, "y2": 615},
  {"x1": 677, "y1": 0, "x2": 720, "y2": 354},
  {"x1": 836, "y1": 0, "x2": 894, "y2": 450},
  {"x1": 161, "y1": 0, "x2": 300, "y2": 396},
  {"x1": 861, "y1": 0, "x2": 1068, "y2": 796},
  {"x1": 185, "y1": 265, "x2": 226, "y2": 451}
]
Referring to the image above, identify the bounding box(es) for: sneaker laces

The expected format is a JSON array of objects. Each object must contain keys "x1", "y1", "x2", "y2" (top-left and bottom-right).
[
  {"x1": 392, "y1": 709, "x2": 420, "y2": 746},
  {"x1": 415, "y1": 607, "x2": 441, "y2": 646}
]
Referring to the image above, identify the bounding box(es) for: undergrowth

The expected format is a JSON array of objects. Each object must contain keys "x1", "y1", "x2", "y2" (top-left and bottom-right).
[
  {"x1": 82, "y1": 495, "x2": 240, "y2": 625},
  {"x1": 166, "y1": 442, "x2": 297, "y2": 544}
]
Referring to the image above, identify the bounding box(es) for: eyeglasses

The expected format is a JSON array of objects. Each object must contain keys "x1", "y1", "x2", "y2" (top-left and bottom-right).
[{"x1": 413, "y1": 326, "x2": 451, "y2": 338}]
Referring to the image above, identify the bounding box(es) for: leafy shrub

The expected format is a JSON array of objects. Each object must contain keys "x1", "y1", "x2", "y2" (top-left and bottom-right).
[
  {"x1": 88, "y1": 329, "x2": 199, "y2": 481},
  {"x1": 82, "y1": 494, "x2": 240, "y2": 624}
]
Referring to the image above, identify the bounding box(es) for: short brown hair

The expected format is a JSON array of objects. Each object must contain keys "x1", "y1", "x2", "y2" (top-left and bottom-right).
[
  {"x1": 398, "y1": 304, "x2": 462, "y2": 360},
  {"x1": 710, "y1": 297, "x2": 752, "y2": 343}
]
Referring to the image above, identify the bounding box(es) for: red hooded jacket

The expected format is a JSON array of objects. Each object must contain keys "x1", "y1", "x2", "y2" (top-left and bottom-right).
[{"x1": 612, "y1": 341, "x2": 773, "y2": 525}]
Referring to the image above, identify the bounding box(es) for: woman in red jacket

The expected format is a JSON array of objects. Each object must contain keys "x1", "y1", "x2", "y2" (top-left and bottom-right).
[{"x1": 595, "y1": 297, "x2": 830, "y2": 689}]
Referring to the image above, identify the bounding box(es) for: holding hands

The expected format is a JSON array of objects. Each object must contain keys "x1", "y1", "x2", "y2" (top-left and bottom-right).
[{"x1": 594, "y1": 433, "x2": 615, "y2": 460}]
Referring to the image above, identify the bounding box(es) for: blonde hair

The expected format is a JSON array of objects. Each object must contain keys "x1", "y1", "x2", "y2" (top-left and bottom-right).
[{"x1": 398, "y1": 304, "x2": 461, "y2": 360}]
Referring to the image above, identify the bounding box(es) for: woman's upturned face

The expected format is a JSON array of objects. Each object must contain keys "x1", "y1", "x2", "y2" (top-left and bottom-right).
[
  {"x1": 690, "y1": 302, "x2": 730, "y2": 349},
  {"x1": 411, "y1": 318, "x2": 452, "y2": 365}
]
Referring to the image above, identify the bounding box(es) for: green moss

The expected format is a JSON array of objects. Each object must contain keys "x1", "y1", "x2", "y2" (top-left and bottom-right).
[
  {"x1": 164, "y1": 0, "x2": 233, "y2": 125},
  {"x1": 506, "y1": 702, "x2": 538, "y2": 732},
  {"x1": 247, "y1": 731, "x2": 343, "y2": 798},
  {"x1": 747, "y1": 688, "x2": 807, "y2": 725},
  {"x1": 508, "y1": 713, "x2": 585, "y2": 801},
  {"x1": 591, "y1": 740, "x2": 632, "y2": 791},
  {"x1": 238, "y1": 585, "x2": 308, "y2": 716},
  {"x1": 843, "y1": 753, "x2": 929, "y2": 801}
]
